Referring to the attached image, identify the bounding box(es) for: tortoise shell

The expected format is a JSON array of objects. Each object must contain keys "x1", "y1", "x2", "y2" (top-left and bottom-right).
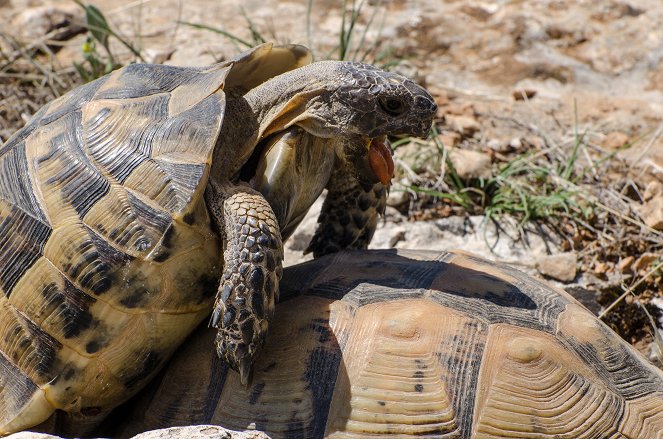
[
  {"x1": 0, "y1": 43, "x2": 311, "y2": 434},
  {"x1": 119, "y1": 249, "x2": 663, "y2": 438}
]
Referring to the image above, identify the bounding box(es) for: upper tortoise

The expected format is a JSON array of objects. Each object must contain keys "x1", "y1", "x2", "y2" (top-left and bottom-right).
[{"x1": 0, "y1": 43, "x2": 436, "y2": 434}]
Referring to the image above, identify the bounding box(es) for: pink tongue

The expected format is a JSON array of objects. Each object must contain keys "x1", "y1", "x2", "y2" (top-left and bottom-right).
[{"x1": 368, "y1": 139, "x2": 394, "y2": 185}]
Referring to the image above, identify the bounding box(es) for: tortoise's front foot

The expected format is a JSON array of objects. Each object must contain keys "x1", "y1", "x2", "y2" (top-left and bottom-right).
[{"x1": 208, "y1": 184, "x2": 283, "y2": 385}]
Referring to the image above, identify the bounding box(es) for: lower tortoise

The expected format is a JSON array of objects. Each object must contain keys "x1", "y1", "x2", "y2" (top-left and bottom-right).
[
  {"x1": 109, "y1": 249, "x2": 663, "y2": 438},
  {"x1": 0, "y1": 42, "x2": 436, "y2": 434}
]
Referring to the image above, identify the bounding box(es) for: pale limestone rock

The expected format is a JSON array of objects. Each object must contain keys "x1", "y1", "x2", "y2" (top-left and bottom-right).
[
  {"x1": 130, "y1": 425, "x2": 270, "y2": 439},
  {"x1": 10, "y1": 3, "x2": 84, "y2": 43},
  {"x1": 446, "y1": 114, "x2": 481, "y2": 137},
  {"x1": 633, "y1": 252, "x2": 660, "y2": 273},
  {"x1": 602, "y1": 131, "x2": 630, "y2": 150},
  {"x1": 393, "y1": 141, "x2": 440, "y2": 173},
  {"x1": 536, "y1": 253, "x2": 578, "y2": 282},
  {"x1": 386, "y1": 187, "x2": 410, "y2": 207},
  {"x1": 7, "y1": 433, "x2": 62, "y2": 439},
  {"x1": 448, "y1": 149, "x2": 492, "y2": 179},
  {"x1": 638, "y1": 182, "x2": 663, "y2": 230}
]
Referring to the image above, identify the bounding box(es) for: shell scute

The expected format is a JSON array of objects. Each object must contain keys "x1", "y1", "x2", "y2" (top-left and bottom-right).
[
  {"x1": 0, "y1": 300, "x2": 61, "y2": 381},
  {"x1": 39, "y1": 76, "x2": 111, "y2": 127},
  {"x1": 0, "y1": 204, "x2": 50, "y2": 297},
  {"x1": 426, "y1": 252, "x2": 569, "y2": 333},
  {"x1": 473, "y1": 324, "x2": 624, "y2": 438},
  {"x1": 0, "y1": 141, "x2": 48, "y2": 223},
  {"x1": 557, "y1": 303, "x2": 663, "y2": 400},
  {"x1": 31, "y1": 109, "x2": 109, "y2": 222}
]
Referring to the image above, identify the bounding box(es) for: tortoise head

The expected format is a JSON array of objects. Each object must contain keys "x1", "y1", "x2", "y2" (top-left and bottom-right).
[
  {"x1": 248, "y1": 61, "x2": 437, "y2": 185},
  {"x1": 327, "y1": 62, "x2": 436, "y2": 139},
  {"x1": 264, "y1": 61, "x2": 436, "y2": 139}
]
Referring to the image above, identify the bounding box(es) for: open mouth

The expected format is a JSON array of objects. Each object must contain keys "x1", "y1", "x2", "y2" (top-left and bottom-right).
[{"x1": 368, "y1": 136, "x2": 394, "y2": 185}]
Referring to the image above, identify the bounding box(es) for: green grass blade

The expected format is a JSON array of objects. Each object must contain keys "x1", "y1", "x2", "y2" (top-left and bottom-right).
[
  {"x1": 407, "y1": 185, "x2": 472, "y2": 209},
  {"x1": 177, "y1": 21, "x2": 254, "y2": 48},
  {"x1": 75, "y1": 1, "x2": 145, "y2": 62},
  {"x1": 339, "y1": 0, "x2": 348, "y2": 60},
  {"x1": 240, "y1": 8, "x2": 267, "y2": 45},
  {"x1": 306, "y1": 0, "x2": 314, "y2": 52}
]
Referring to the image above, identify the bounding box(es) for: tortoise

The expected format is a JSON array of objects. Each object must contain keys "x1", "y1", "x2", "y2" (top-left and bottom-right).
[
  {"x1": 0, "y1": 42, "x2": 437, "y2": 435},
  {"x1": 109, "y1": 249, "x2": 663, "y2": 439}
]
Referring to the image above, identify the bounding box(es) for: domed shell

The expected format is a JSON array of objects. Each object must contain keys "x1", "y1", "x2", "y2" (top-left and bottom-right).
[
  {"x1": 0, "y1": 43, "x2": 312, "y2": 434},
  {"x1": 120, "y1": 249, "x2": 663, "y2": 438}
]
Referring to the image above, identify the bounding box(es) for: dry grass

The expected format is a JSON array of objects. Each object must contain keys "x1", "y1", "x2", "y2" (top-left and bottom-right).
[{"x1": 0, "y1": 31, "x2": 79, "y2": 142}]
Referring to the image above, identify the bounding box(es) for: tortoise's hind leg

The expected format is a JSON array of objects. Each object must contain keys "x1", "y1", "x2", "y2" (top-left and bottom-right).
[
  {"x1": 306, "y1": 160, "x2": 387, "y2": 258},
  {"x1": 205, "y1": 181, "x2": 283, "y2": 385}
]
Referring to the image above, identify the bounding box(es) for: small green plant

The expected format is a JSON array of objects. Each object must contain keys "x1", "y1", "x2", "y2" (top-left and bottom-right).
[
  {"x1": 73, "y1": 1, "x2": 144, "y2": 82},
  {"x1": 405, "y1": 124, "x2": 590, "y2": 229},
  {"x1": 483, "y1": 154, "x2": 587, "y2": 225}
]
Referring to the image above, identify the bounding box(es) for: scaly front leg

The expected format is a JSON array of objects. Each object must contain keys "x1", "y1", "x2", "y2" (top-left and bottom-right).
[{"x1": 205, "y1": 181, "x2": 283, "y2": 385}]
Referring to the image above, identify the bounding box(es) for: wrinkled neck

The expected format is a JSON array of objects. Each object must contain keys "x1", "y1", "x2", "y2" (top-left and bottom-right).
[{"x1": 242, "y1": 61, "x2": 338, "y2": 128}]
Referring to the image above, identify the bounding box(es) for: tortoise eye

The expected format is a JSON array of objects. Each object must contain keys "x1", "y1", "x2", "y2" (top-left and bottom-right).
[{"x1": 379, "y1": 98, "x2": 405, "y2": 116}]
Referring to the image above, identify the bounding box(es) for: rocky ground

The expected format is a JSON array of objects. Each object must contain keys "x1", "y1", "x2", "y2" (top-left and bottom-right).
[{"x1": 1, "y1": 0, "x2": 662, "y2": 355}]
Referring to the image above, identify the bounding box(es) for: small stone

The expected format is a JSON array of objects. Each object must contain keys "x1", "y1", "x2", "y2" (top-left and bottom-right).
[
  {"x1": 446, "y1": 115, "x2": 481, "y2": 137},
  {"x1": 536, "y1": 253, "x2": 578, "y2": 282},
  {"x1": 442, "y1": 102, "x2": 475, "y2": 116},
  {"x1": 618, "y1": 256, "x2": 635, "y2": 273},
  {"x1": 523, "y1": 136, "x2": 545, "y2": 149},
  {"x1": 384, "y1": 206, "x2": 405, "y2": 223},
  {"x1": 638, "y1": 189, "x2": 663, "y2": 231},
  {"x1": 487, "y1": 137, "x2": 522, "y2": 153},
  {"x1": 129, "y1": 425, "x2": 270, "y2": 438},
  {"x1": 594, "y1": 262, "x2": 609, "y2": 275},
  {"x1": 513, "y1": 89, "x2": 537, "y2": 100},
  {"x1": 487, "y1": 138, "x2": 503, "y2": 151},
  {"x1": 448, "y1": 149, "x2": 492, "y2": 179},
  {"x1": 6, "y1": 433, "x2": 65, "y2": 439},
  {"x1": 602, "y1": 131, "x2": 630, "y2": 150},
  {"x1": 387, "y1": 189, "x2": 409, "y2": 207},
  {"x1": 438, "y1": 131, "x2": 462, "y2": 147},
  {"x1": 393, "y1": 141, "x2": 439, "y2": 173},
  {"x1": 145, "y1": 48, "x2": 176, "y2": 64},
  {"x1": 644, "y1": 181, "x2": 663, "y2": 201},
  {"x1": 460, "y1": 3, "x2": 498, "y2": 21},
  {"x1": 633, "y1": 253, "x2": 659, "y2": 273},
  {"x1": 11, "y1": 4, "x2": 85, "y2": 43},
  {"x1": 509, "y1": 137, "x2": 523, "y2": 150}
]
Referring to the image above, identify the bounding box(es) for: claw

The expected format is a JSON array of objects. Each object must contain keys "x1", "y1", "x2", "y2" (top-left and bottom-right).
[
  {"x1": 210, "y1": 307, "x2": 221, "y2": 328},
  {"x1": 216, "y1": 333, "x2": 256, "y2": 387},
  {"x1": 238, "y1": 356, "x2": 254, "y2": 387}
]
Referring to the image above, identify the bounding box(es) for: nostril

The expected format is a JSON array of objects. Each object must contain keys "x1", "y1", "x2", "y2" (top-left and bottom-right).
[{"x1": 414, "y1": 95, "x2": 437, "y2": 115}]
